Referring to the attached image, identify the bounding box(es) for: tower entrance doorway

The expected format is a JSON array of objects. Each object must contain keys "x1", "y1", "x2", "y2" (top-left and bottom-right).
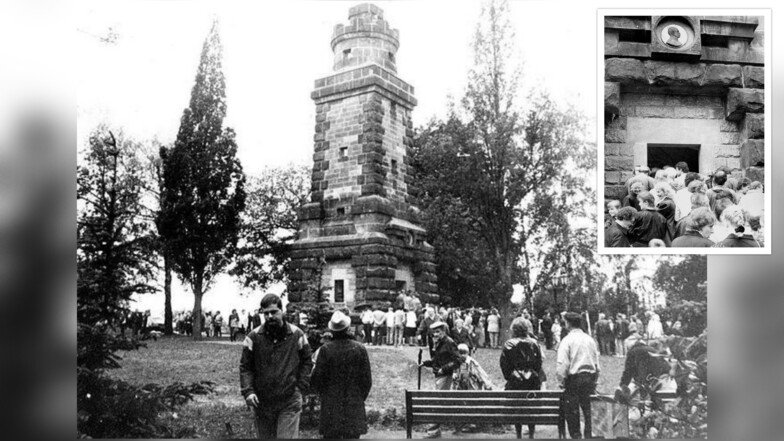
[{"x1": 647, "y1": 143, "x2": 700, "y2": 173}]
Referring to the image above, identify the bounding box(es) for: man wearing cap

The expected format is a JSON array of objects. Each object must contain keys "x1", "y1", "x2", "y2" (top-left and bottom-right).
[
  {"x1": 557, "y1": 312, "x2": 600, "y2": 439},
  {"x1": 419, "y1": 321, "x2": 461, "y2": 438},
  {"x1": 240, "y1": 294, "x2": 313, "y2": 439},
  {"x1": 311, "y1": 311, "x2": 372, "y2": 439}
]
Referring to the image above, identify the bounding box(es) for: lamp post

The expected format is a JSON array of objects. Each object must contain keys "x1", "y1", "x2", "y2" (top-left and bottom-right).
[{"x1": 552, "y1": 273, "x2": 568, "y2": 312}]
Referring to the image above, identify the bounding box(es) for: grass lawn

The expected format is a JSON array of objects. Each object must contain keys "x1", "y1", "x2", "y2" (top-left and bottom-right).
[{"x1": 112, "y1": 335, "x2": 625, "y2": 438}]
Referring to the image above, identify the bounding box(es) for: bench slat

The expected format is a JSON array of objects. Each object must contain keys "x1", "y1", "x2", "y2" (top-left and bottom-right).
[
  {"x1": 412, "y1": 398, "x2": 561, "y2": 407},
  {"x1": 409, "y1": 390, "x2": 564, "y2": 398},
  {"x1": 412, "y1": 414, "x2": 562, "y2": 425},
  {"x1": 413, "y1": 405, "x2": 560, "y2": 415}
]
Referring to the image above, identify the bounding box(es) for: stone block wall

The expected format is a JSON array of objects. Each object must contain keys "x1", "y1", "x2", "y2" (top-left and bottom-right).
[
  {"x1": 288, "y1": 4, "x2": 437, "y2": 310},
  {"x1": 604, "y1": 15, "x2": 765, "y2": 206}
]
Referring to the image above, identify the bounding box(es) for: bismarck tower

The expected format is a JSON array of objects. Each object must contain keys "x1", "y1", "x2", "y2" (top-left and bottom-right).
[{"x1": 287, "y1": 4, "x2": 438, "y2": 309}]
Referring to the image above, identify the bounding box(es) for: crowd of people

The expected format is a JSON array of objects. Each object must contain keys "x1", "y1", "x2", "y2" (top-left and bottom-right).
[
  {"x1": 238, "y1": 291, "x2": 687, "y2": 439},
  {"x1": 605, "y1": 162, "x2": 764, "y2": 248},
  {"x1": 172, "y1": 308, "x2": 265, "y2": 340},
  {"x1": 356, "y1": 291, "x2": 519, "y2": 353}
]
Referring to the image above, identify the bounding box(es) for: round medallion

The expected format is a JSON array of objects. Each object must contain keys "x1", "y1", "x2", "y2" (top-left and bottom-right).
[{"x1": 661, "y1": 24, "x2": 688, "y2": 48}]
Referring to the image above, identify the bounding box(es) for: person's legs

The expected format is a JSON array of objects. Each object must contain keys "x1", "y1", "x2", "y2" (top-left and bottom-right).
[
  {"x1": 578, "y1": 375, "x2": 596, "y2": 439},
  {"x1": 563, "y1": 377, "x2": 581, "y2": 439},
  {"x1": 255, "y1": 407, "x2": 278, "y2": 439},
  {"x1": 276, "y1": 391, "x2": 302, "y2": 439},
  {"x1": 617, "y1": 338, "x2": 626, "y2": 356},
  {"x1": 364, "y1": 323, "x2": 372, "y2": 344},
  {"x1": 425, "y1": 376, "x2": 453, "y2": 437}
]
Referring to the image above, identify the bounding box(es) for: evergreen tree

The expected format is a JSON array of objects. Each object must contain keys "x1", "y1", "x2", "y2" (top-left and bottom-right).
[
  {"x1": 158, "y1": 20, "x2": 246, "y2": 339},
  {"x1": 78, "y1": 127, "x2": 155, "y2": 369}
]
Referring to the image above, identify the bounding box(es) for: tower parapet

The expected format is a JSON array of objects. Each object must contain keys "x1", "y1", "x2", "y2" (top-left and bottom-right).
[{"x1": 331, "y1": 3, "x2": 400, "y2": 73}]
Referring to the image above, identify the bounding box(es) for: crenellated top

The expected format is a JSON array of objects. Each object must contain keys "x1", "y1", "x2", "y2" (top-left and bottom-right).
[{"x1": 331, "y1": 3, "x2": 400, "y2": 73}]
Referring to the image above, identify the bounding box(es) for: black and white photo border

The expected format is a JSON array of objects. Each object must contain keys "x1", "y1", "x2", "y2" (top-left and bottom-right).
[{"x1": 596, "y1": 8, "x2": 772, "y2": 255}]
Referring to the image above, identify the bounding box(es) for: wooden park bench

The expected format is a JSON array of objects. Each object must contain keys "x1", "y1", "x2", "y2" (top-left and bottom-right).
[{"x1": 405, "y1": 390, "x2": 565, "y2": 439}]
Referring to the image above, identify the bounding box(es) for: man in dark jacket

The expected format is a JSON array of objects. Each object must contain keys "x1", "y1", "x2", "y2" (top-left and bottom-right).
[
  {"x1": 630, "y1": 192, "x2": 668, "y2": 247},
  {"x1": 595, "y1": 313, "x2": 612, "y2": 355},
  {"x1": 311, "y1": 311, "x2": 372, "y2": 439},
  {"x1": 240, "y1": 294, "x2": 312, "y2": 439},
  {"x1": 420, "y1": 321, "x2": 461, "y2": 438},
  {"x1": 616, "y1": 339, "x2": 672, "y2": 401},
  {"x1": 605, "y1": 206, "x2": 636, "y2": 247},
  {"x1": 501, "y1": 318, "x2": 546, "y2": 439}
]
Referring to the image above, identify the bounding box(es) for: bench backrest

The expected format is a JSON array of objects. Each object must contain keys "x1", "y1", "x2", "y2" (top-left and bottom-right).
[{"x1": 405, "y1": 390, "x2": 565, "y2": 438}]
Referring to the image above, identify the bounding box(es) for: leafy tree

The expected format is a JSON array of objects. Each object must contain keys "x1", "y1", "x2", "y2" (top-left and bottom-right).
[
  {"x1": 230, "y1": 164, "x2": 310, "y2": 291},
  {"x1": 412, "y1": 118, "x2": 498, "y2": 307},
  {"x1": 158, "y1": 20, "x2": 246, "y2": 339},
  {"x1": 652, "y1": 256, "x2": 707, "y2": 336},
  {"x1": 77, "y1": 127, "x2": 155, "y2": 370},
  {"x1": 653, "y1": 255, "x2": 707, "y2": 304},
  {"x1": 77, "y1": 127, "x2": 212, "y2": 437},
  {"x1": 413, "y1": 0, "x2": 591, "y2": 308}
]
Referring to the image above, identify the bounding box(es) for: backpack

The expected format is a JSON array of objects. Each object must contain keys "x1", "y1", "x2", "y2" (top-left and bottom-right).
[{"x1": 509, "y1": 338, "x2": 542, "y2": 388}]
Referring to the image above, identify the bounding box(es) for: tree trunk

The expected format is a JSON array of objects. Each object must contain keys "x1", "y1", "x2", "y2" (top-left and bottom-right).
[
  {"x1": 163, "y1": 253, "x2": 173, "y2": 335},
  {"x1": 192, "y1": 276, "x2": 203, "y2": 340}
]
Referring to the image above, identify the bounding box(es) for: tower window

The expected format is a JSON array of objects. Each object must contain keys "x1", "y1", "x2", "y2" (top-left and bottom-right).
[
  {"x1": 339, "y1": 147, "x2": 348, "y2": 160},
  {"x1": 343, "y1": 48, "x2": 352, "y2": 60},
  {"x1": 337, "y1": 207, "x2": 346, "y2": 215},
  {"x1": 388, "y1": 51, "x2": 395, "y2": 62},
  {"x1": 391, "y1": 159, "x2": 398, "y2": 174},
  {"x1": 334, "y1": 280, "x2": 345, "y2": 303}
]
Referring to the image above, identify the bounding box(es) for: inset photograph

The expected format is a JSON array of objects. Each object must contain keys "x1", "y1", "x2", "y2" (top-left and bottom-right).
[{"x1": 600, "y1": 12, "x2": 770, "y2": 253}]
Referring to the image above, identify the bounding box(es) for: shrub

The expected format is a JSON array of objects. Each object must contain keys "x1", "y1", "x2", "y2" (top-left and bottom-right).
[
  {"x1": 77, "y1": 368, "x2": 213, "y2": 438},
  {"x1": 616, "y1": 332, "x2": 707, "y2": 438}
]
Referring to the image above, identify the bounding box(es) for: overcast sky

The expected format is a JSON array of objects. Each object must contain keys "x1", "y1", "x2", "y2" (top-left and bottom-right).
[{"x1": 74, "y1": 0, "x2": 610, "y2": 318}]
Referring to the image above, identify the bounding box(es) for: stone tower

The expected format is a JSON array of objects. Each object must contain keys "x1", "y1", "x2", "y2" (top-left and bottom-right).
[{"x1": 287, "y1": 3, "x2": 438, "y2": 309}]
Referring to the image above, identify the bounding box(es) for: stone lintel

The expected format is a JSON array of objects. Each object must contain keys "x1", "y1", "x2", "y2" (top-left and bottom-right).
[{"x1": 606, "y1": 58, "x2": 764, "y2": 90}]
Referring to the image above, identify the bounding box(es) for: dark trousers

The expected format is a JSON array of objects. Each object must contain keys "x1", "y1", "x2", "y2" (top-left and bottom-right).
[
  {"x1": 363, "y1": 323, "x2": 372, "y2": 343},
  {"x1": 255, "y1": 390, "x2": 302, "y2": 439},
  {"x1": 507, "y1": 378, "x2": 542, "y2": 438},
  {"x1": 600, "y1": 338, "x2": 612, "y2": 356},
  {"x1": 564, "y1": 372, "x2": 597, "y2": 439}
]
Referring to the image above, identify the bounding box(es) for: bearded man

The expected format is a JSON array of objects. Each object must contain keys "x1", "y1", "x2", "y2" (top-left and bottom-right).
[{"x1": 240, "y1": 294, "x2": 312, "y2": 439}]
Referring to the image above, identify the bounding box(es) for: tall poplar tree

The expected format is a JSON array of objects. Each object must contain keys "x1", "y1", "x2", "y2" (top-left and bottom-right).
[
  {"x1": 158, "y1": 19, "x2": 246, "y2": 339},
  {"x1": 414, "y1": 0, "x2": 590, "y2": 309}
]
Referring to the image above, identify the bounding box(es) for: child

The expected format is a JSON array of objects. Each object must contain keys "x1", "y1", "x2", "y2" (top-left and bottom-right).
[
  {"x1": 451, "y1": 344, "x2": 495, "y2": 434},
  {"x1": 605, "y1": 200, "x2": 622, "y2": 229},
  {"x1": 452, "y1": 344, "x2": 495, "y2": 391}
]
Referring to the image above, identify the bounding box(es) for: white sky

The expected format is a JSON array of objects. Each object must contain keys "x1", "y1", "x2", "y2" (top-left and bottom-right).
[
  {"x1": 82, "y1": 1, "x2": 763, "y2": 319},
  {"x1": 76, "y1": 0, "x2": 599, "y2": 319}
]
